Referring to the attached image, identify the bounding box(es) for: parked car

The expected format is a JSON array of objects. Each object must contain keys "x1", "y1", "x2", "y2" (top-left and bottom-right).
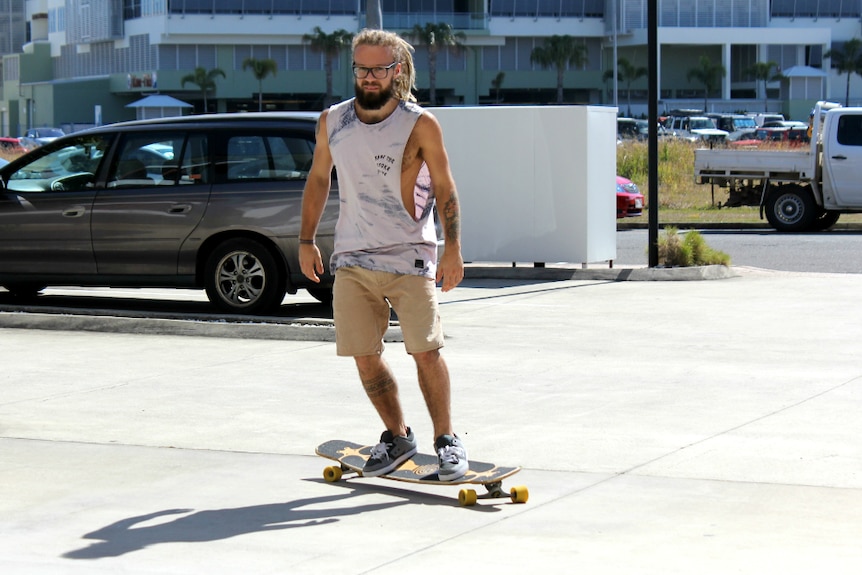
[
  {"x1": 750, "y1": 112, "x2": 785, "y2": 127},
  {"x1": 0, "y1": 136, "x2": 26, "y2": 155},
  {"x1": 754, "y1": 126, "x2": 809, "y2": 145},
  {"x1": 19, "y1": 127, "x2": 66, "y2": 150},
  {"x1": 760, "y1": 120, "x2": 808, "y2": 129},
  {"x1": 0, "y1": 112, "x2": 339, "y2": 314},
  {"x1": 706, "y1": 113, "x2": 758, "y2": 141},
  {"x1": 663, "y1": 113, "x2": 729, "y2": 144},
  {"x1": 616, "y1": 175, "x2": 644, "y2": 218},
  {"x1": 618, "y1": 118, "x2": 674, "y2": 142}
]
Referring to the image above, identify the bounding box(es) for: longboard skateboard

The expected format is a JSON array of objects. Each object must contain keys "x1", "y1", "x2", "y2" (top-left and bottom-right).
[{"x1": 316, "y1": 439, "x2": 528, "y2": 506}]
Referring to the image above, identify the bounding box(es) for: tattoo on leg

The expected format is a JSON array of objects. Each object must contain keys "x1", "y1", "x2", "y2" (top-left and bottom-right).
[{"x1": 362, "y1": 373, "x2": 396, "y2": 398}]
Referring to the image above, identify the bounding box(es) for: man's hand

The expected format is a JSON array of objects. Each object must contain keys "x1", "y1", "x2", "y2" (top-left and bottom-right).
[
  {"x1": 299, "y1": 243, "x2": 324, "y2": 283},
  {"x1": 436, "y1": 247, "x2": 464, "y2": 292}
]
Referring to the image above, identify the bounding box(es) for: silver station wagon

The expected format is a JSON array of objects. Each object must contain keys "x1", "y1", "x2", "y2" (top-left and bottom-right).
[{"x1": 0, "y1": 113, "x2": 338, "y2": 314}]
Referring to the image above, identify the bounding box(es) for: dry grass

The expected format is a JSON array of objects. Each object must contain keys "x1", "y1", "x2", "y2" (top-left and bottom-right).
[
  {"x1": 616, "y1": 139, "x2": 862, "y2": 225},
  {"x1": 1, "y1": 151, "x2": 21, "y2": 164}
]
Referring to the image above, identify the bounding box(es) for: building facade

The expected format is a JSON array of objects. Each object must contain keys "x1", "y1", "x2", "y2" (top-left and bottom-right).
[{"x1": 1, "y1": 0, "x2": 860, "y2": 136}]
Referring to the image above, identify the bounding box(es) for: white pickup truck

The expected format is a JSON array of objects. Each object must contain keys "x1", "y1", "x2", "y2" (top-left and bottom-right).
[{"x1": 693, "y1": 101, "x2": 862, "y2": 231}]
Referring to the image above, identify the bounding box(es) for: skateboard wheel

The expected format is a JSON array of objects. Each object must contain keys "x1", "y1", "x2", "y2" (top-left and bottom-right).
[
  {"x1": 510, "y1": 485, "x2": 529, "y2": 504},
  {"x1": 323, "y1": 466, "x2": 343, "y2": 482},
  {"x1": 458, "y1": 488, "x2": 478, "y2": 506}
]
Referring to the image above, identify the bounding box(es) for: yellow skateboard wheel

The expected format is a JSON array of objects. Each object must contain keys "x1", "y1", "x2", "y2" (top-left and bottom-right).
[
  {"x1": 510, "y1": 485, "x2": 529, "y2": 503},
  {"x1": 323, "y1": 466, "x2": 343, "y2": 482},
  {"x1": 458, "y1": 488, "x2": 478, "y2": 506}
]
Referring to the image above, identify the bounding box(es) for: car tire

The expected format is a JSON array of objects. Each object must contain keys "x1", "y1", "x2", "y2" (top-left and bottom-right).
[
  {"x1": 2, "y1": 284, "x2": 46, "y2": 299},
  {"x1": 765, "y1": 185, "x2": 816, "y2": 232},
  {"x1": 204, "y1": 238, "x2": 285, "y2": 314},
  {"x1": 306, "y1": 287, "x2": 333, "y2": 305},
  {"x1": 811, "y1": 209, "x2": 841, "y2": 232}
]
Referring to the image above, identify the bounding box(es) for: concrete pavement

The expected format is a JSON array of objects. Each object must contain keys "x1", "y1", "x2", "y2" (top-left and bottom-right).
[{"x1": 1, "y1": 265, "x2": 861, "y2": 573}]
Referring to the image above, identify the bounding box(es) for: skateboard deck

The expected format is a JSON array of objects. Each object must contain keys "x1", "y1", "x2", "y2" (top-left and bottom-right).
[{"x1": 316, "y1": 439, "x2": 528, "y2": 506}]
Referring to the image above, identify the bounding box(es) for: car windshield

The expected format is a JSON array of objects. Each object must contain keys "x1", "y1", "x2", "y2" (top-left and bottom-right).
[
  {"x1": 734, "y1": 117, "x2": 757, "y2": 129},
  {"x1": 690, "y1": 118, "x2": 716, "y2": 130},
  {"x1": 33, "y1": 128, "x2": 64, "y2": 138}
]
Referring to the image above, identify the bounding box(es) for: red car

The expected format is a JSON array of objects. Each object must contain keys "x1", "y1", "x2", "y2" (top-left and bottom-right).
[
  {"x1": 616, "y1": 175, "x2": 644, "y2": 218},
  {"x1": 0, "y1": 137, "x2": 25, "y2": 155}
]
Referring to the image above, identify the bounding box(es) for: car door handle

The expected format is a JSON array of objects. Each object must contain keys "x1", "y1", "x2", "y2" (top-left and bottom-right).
[
  {"x1": 168, "y1": 204, "x2": 192, "y2": 214},
  {"x1": 62, "y1": 206, "x2": 86, "y2": 218},
  {"x1": 831, "y1": 155, "x2": 847, "y2": 160}
]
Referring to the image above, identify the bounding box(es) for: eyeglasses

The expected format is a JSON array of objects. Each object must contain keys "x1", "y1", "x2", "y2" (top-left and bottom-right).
[{"x1": 352, "y1": 62, "x2": 398, "y2": 79}]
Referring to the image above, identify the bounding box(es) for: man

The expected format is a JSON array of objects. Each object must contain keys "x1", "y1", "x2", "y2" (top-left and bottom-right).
[{"x1": 298, "y1": 29, "x2": 467, "y2": 481}]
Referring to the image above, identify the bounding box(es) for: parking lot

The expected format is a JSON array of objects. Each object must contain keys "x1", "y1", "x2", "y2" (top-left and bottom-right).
[{"x1": 2, "y1": 266, "x2": 861, "y2": 573}]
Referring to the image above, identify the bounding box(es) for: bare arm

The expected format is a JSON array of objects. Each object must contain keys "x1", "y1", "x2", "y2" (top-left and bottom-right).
[
  {"x1": 299, "y1": 112, "x2": 334, "y2": 283},
  {"x1": 416, "y1": 112, "x2": 463, "y2": 292}
]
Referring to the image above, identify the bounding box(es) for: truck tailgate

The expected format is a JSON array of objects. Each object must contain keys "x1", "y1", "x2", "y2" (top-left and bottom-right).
[{"x1": 694, "y1": 148, "x2": 814, "y2": 182}]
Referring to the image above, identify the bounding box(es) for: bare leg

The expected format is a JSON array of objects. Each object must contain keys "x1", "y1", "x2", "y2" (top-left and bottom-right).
[
  {"x1": 355, "y1": 354, "x2": 408, "y2": 437},
  {"x1": 413, "y1": 349, "x2": 454, "y2": 440}
]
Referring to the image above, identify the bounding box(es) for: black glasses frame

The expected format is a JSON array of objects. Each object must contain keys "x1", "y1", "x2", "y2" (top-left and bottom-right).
[{"x1": 352, "y1": 62, "x2": 398, "y2": 79}]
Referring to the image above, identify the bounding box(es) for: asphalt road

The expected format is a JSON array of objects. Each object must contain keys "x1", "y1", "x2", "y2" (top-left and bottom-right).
[
  {"x1": 2, "y1": 229, "x2": 861, "y2": 322},
  {"x1": 615, "y1": 228, "x2": 862, "y2": 273}
]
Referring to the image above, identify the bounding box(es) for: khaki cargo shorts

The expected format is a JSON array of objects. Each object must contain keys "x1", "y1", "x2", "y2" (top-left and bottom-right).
[{"x1": 333, "y1": 266, "x2": 444, "y2": 357}]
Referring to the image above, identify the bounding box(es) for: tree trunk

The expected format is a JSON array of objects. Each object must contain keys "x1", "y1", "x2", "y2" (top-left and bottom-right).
[
  {"x1": 366, "y1": 0, "x2": 382, "y2": 29},
  {"x1": 557, "y1": 67, "x2": 565, "y2": 104},
  {"x1": 258, "y1": 80, "x2": 263, "y2": 112},
  {"x1": 429, "y1": 49, "x2": 437, "y2": 105},
  {"x1": 325, "y1": 59, "x2": 334, "y2": 109}
]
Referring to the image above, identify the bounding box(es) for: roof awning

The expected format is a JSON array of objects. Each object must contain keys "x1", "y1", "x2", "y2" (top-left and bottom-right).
[
  {"x1": 781, "y1": 65, "x2": 828, "y2": 78},
  {"x1": 126, "y1": 95, "x2": 193, "y2": 108}
]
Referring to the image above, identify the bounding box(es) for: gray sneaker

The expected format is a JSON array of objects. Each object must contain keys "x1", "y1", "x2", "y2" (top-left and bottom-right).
[
  {"x1": 362, "y1": 428, "x2": 418, "y2": 477},
  {"x1": 435, "y1": 434, "x2": 468, "y2": 481}
]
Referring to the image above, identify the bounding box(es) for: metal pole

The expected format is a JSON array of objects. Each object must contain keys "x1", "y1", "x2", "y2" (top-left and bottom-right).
[
  {"x1": 612, "y1": 0, "x2": 618, "y2": 108},
  {"x1": 648, "y1": 0, "x2": 659, "y2": 267}
]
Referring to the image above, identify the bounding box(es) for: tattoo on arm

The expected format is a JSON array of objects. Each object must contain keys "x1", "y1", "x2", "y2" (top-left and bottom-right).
[
  {"x1": 362, "y1": 373, "x2": 397, "y2": 399},
  {"x1": 442, "y1": 193, "x2": 460, "y2": 243}
]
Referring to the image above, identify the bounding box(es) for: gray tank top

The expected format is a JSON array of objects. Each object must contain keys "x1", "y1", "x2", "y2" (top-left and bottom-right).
[{"x1": 327, "y1": 98, "x2": 438, "y2": 278}]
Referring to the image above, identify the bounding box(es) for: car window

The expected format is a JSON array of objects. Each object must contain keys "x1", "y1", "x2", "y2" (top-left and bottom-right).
[
  {"x1": 5, "y1": 134, "x2": 112, "y2": 193},
  {"x1": 837, "y1": 114, "x2": 862, "y2": 146},
  {"x1": 690, "y1": 119, "x2": 715, "y2": 130},
  {"x1": 108, "y1": 132, "x2": 209, "y2": 188},
  {"x1": 223, "y1": 133, "x2": 314, "y2": 182}
]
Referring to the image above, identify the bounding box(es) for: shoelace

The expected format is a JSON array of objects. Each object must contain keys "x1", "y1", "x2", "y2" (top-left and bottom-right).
[
  {"x1": 437, "y1": 445, "x2": 464, "y2": 464},
  {"x1": 369, "y1": 442, "x2": 391, "y2": 462}
]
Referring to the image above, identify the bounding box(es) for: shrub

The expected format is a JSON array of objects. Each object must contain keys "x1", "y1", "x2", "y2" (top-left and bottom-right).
[{"x1": 657, "y1": 227, "x2": 731, "y2": 267}]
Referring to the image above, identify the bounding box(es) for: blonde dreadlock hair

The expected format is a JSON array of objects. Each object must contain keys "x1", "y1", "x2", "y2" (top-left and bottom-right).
[{"x1": 352, "y1": 28, "x2": 417, "y2": 103}]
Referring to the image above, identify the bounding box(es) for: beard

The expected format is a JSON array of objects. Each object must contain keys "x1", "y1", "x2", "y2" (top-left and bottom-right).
[{"x1": 355, "y1": 81, "x2": 394, "y2": 110}]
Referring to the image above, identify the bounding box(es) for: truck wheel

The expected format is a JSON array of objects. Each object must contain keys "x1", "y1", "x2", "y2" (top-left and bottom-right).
[
  {"x1": 811, "y1": 210, "x2": 841, "y2": 232},
  {"x1": 765, "y1": 186, "x2": 816, "y2": 232},
  {"x1": 204, "y1": 238, "x2": 285, "y2": 314}
]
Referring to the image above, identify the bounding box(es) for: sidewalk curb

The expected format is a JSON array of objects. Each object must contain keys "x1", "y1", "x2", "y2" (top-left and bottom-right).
[
  {"x1": 0, "y1": 265, "x2": 736, "y2": 340},
  {"x1": 465, "y1": 264, "x2": 738, "y2": 282}
]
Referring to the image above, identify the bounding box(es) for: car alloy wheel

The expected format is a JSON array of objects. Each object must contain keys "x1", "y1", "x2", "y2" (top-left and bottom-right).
[{"x1": 204, "y1": 238, "x2": 285, "y2": 314}]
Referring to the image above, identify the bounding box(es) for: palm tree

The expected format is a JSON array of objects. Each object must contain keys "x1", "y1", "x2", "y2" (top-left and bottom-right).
[
  {"x1": 686, "y1": 55, "x2": 726, "y2": 111},
  {"x1": 744, "y1": 60, "x2": 783, "y2": 112},
  {"x1": 405, "y1": 23, "x2": 465, "y2": 105},
  {"x1": 491, "y1": 72, "x2": 505, "y2": 104},
  {"x1": 180, "y1": 67, "x2": 226, "y2": 113},
  {"x1": 607, "y1": 57, "x2": 647, "y2": 116},
  {"x1": 529, "y1": 35, "x2": 588, "y2": 104},
  {"x1": 242, "y1": 57, "x2": 278, "y2": 112},
  {"x1": 825, "y1": 38, "x2": 862, "y2": 106},
  {"x1": 366, "y1": 0, "x2": 382, "y2": 29},
  {"x1": 303, "y1": 27, "x2": 354, "y2": 109}
]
